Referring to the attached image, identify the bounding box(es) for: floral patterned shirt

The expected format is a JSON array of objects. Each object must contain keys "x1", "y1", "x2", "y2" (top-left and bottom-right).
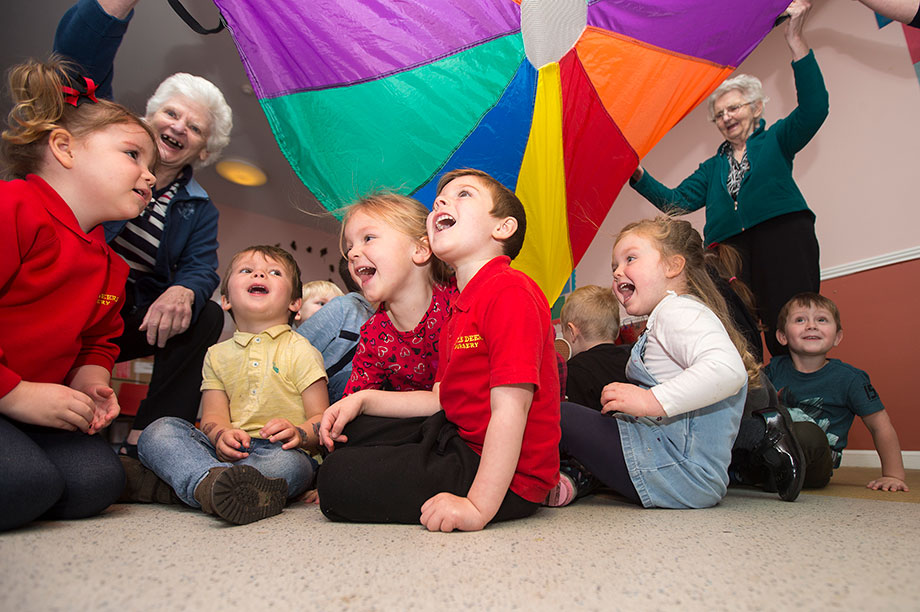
[{"x1": 343, "y1": 282, "x2": 455, "y2": 395}]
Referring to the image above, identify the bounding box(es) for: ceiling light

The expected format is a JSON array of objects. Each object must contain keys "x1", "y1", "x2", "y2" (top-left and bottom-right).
[{"x1": 215, "y1": 158, "x2": 267, "y2": 187}]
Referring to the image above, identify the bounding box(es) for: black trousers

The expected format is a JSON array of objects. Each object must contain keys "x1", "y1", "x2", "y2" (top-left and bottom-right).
[
  {"x1": 317, "y1": 412, "x2": 538, "y2": 524},
  {"x1": 723, "y1": 211, "x2": 820, "y2": 357},
  {"x1": 114, "y1": 299, "x2": 224, "y2": 430}
]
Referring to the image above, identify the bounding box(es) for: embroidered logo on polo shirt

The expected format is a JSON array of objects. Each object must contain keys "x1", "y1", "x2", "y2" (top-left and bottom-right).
[
  {"x1": 454, "y1": 334, "x2": 481, "y2": 350},
  {"x1": 97, "y1": 293, "x2": 120, "y2": 306},
  {"x1": 864, "y1": 383, "x2": 878, "y2": 401}
]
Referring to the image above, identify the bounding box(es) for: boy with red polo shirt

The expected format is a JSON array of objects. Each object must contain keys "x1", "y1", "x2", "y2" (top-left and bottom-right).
[{"x1": 317, "y1": 168, "x2": 560, "y2": 532}]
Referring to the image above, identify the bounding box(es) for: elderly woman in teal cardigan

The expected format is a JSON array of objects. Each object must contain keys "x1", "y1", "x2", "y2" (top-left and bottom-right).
[{"x1": 630, "y1": 0, "x2": 827, "y2": 358}]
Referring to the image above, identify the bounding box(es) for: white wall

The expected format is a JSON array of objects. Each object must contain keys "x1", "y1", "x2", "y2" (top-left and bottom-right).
[{"x1": 575, "y1": 2, "x2": 920, "y2": 288}]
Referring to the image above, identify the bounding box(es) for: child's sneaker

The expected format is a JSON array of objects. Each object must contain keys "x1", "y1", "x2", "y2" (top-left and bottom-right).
[
  {"x1": 543, "y1": 458, "x2": 600, "y2": 507},
  {"x1": 544, "y1": 471, "x2": 577, "y2": 507}
]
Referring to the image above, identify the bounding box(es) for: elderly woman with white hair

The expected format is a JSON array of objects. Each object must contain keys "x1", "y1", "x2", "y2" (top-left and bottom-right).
[
  {"x1": 54, "y1": 0, "x2": 232, "y2": 462},
  {"x1": 630, "y1": 0, "x2": 826, "y2": 358}
]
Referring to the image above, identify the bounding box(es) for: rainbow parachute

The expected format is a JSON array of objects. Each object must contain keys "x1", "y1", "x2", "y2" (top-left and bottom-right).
[{"x1": 214, "y1": 0, "x2": 789, "y2": 301}]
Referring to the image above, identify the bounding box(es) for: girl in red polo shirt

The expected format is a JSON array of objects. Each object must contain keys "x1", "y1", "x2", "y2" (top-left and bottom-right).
[
  {"x1": 0, "y1": 57, "x2": 157, "y2": 531},
  {"x1": 339, "y1": 193, "x2": 455, "y2": 395}
]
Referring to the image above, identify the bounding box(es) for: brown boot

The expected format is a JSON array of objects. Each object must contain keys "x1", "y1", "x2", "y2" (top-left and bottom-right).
[
  {"x1": 195, "y1": 465, "x2": 288, "y2": 525},
  {"x1": 193, "y1": 466, "x2": 230, "y2": 515},
  {"x1": 118, "y1": 456, "x2": 182, "y2": 504}
]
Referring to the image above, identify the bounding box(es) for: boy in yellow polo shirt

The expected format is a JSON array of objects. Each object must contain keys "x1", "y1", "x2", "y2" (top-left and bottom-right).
[{"x1": 137, "y1": 245, "x2": 328, "y2": 524}]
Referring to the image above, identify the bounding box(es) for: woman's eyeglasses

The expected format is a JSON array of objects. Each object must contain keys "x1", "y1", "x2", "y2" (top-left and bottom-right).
[{"x1": 712, "y1": 101, "x2": 754, "y2": 123}]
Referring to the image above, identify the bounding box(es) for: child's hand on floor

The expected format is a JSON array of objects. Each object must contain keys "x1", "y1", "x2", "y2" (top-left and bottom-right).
[
  {"x1": 600, "y1": 382, "x2": 666, "y2": 419},
  {"x1": 867, "y1": 476, "x2": 910, "y2": 492},
  {"x1": 216, "y1": 428, "x2": 251, "y2": 461},
  {"x1": 0, "y1": 380, "x2": 95, "y2": 432},
  {"x1": 260, "y1": 418, "x2": 301, "y2": 449},
  {"x1": 420, "y1": 492, "x2": 487, "y2": 532}
]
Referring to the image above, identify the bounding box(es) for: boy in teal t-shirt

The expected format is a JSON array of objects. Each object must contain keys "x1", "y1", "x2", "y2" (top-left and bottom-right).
[{"x1": 765, "y1": 293, "x2": 907, "y2": 492}]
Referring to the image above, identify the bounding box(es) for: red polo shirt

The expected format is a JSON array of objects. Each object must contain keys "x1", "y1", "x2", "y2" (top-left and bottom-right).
[
  {"x1": 0, "y1": 175, "x2": 127, "y2": 397},
  {"x1": 436, "y1": 256, "x2": 560, "y2": 503}
]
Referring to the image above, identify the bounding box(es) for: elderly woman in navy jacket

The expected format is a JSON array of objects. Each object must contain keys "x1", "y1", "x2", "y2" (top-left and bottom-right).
[
  {"x1": 55, "y1": 0, "x2": 233, "y2": 455},
  {"x1": 630, "y1": 0, "x2": 826, "y2": 357}
]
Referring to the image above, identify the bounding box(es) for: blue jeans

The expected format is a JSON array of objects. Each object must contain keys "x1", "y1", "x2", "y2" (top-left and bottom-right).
[
  {"x1": 137, "y1": 417, "x2": 317, "y2": 508},
  {"x1": 0, "y1": 415, "x2": 125, "y2": 531}
]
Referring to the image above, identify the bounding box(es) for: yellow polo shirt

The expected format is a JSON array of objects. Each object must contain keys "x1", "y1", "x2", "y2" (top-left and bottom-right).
[{"x1": 201, "y1": 324, "x2": 326, "y2": 436}]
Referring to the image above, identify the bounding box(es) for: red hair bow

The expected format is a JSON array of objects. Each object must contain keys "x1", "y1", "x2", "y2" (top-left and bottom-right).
[{"x1": 62, "y1": 77, "x2": 99, "y2": 107}]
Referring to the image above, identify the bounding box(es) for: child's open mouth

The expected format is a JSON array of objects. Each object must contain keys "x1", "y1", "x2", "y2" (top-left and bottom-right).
[
  {"x1": 434, "y1": 213, "x2": 456, "y2": 232},
  {"x1": 616, "y1": 281, "x2": 635, "y2": 302},
  {"x1": 354, "y1": 266, "x2": 376, "y2": 283},
  {"x1": 248, "y1": 284, "x2": 268, "y2": 294}
]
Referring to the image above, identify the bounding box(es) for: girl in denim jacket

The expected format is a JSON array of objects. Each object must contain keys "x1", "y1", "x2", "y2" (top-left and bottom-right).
[{"x1": 549, "y1": 216, "x2": 761, "y2": 509}]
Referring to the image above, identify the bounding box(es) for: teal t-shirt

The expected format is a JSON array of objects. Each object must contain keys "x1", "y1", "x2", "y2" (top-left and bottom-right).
[{"x1": 764, "y1": 356, "x2": 884, "y2": 454}]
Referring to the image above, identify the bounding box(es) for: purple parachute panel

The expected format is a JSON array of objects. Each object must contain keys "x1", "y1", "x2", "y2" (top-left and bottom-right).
[
  {"x1": 215, "y1": 0, "x2": 522, "y2": 98},
  {"x1": 587, "y1": 0, "x2": 791, "y2": 67}
]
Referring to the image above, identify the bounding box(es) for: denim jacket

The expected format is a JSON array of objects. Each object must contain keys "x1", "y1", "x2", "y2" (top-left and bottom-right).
[{"x1": 616, "y1": 333, "x2": 746, "y2": 509}]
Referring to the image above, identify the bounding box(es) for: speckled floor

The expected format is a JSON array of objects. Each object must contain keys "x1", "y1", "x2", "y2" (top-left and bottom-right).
[{"x1": 1, "y1": 485, "x2": 918, "y2": 611}]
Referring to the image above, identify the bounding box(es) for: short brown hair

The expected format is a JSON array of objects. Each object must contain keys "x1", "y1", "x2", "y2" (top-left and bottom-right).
[
  {"x1": 220, "y1": 245, "x2": 302, "y2": 324},
  {"x1": 560, "y1": 285, "x2": 620, "y2": 343},
  {"x1": 776, "y1": 292, "x2": 842, "y2": 332},
  {"x1": 436, "y1": 168, "x2": 526, "y2": 260},
  {"x1": 2, "y1": 56, "x2": 158, "y2": 179}
]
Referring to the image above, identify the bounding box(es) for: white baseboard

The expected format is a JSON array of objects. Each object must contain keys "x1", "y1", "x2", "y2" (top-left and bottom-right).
[
  {"x1": 821, "y1": 246, "x2": 920, "y2": 280},
  {"x1": 840, "y1": 450, "x2": 920, "y2": 470}
]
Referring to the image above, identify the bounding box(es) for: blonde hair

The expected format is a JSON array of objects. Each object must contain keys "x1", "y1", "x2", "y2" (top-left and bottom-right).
[
  {"x1": 560, "y1": 285, "x2": 620, "y2": 343},
  {"x1": 2, "y1": 56, "x2": 157, "y2": 179},
  {"x1": 302, "y1": 280, "x2": 343, "y2": 302},
  {"x1": 339, "y1": 192, "x2": 452, "y2": 285},
  {"x1": 615, "y1": 216, "x2": 761, "y2": 388}
]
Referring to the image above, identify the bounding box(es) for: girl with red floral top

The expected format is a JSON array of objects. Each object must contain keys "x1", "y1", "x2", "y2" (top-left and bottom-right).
[
  {"x1": 0, "y1": 57, "x2": 157, "y2": 530},
  {"x1": 340, "y1": 193, "x2": 455, "y2": 395}
]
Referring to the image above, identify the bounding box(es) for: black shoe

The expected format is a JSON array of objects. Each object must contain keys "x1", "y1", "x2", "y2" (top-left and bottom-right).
[{"x1": 752, "y1": 408, "x2": 806, "y2": 502}]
